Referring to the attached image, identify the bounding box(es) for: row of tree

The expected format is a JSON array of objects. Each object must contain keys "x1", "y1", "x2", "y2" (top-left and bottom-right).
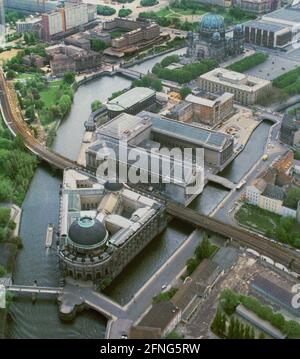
[
  {"x1": 152, "y1": 57, "x2": 217, "y2": 84},
  {"x1": 219, "y1": 289, "x2": 300, "y2": 339},
  {"x1": 211, "y1": 308, "x2": 262, "y2": 339},
  {"x1": 227, "y1": 53, "x2": 268, "y2": 73}
]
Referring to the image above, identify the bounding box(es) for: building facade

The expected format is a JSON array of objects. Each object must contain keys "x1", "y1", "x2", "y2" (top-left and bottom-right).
[
  {"x1": 4, "y1": 0, "x2": 59, "y2": 13},
  {"x1": 85, "y1": 112, "x2": 210, "y2": 205},
  {"x1": 42, "y1": 3, "x2": 96, "y2": 41},
  {"x1": 187, "y1": 13, "x2": 244, "y2": 62},
  {"x1": 59, "y1": 169, "x2": 166, "y2": 283},
  {"x1": 279, "y1": 110, "x2": 300, "y2": 148},
  {"x1": 46, "y1": 44, "x2": 101, "y2": 76},
  {"x1": 198, "y1": 68, "x2": 271, "y2": 105},
  {"x1": 244, "y1": 5, "x2": 300, "y2": 48}
]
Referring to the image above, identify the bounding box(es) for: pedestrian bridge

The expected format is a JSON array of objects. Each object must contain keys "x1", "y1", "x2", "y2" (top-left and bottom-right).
[
  {"x1": 206, "y1": 173, "x2": 236, "y2": 190},
  {"x1": 116, "y1": 68, "x2": 143, "y2": 80},
  {"x1": 5, "y1": 285, "x2": 62, "y2": 295}
]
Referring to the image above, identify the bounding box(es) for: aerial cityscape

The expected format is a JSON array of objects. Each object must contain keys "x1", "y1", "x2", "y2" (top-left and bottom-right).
[{"x1": 0, "y1": 0, "x2": 300, "y2": 344}]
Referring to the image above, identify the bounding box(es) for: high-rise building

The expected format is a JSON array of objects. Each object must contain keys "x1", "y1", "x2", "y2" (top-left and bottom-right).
[
  {"x1": 42, "y1": 3, "x2": 96, "y2": 41},
  {"x1": 3, "y1": 0, "x2": 59, "y2": 13}
]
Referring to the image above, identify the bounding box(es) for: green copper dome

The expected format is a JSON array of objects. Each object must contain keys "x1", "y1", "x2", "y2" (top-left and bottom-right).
[{"x1": 68, "y1": 217, "x2": 107, "y2": 247}]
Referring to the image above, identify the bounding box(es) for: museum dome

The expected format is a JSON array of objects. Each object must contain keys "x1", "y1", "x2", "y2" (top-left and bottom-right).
[
  {"x1": 199, "y1": 13, "x2": 225, "y2": 33},
  {"x1": 68, "y1": 217, "x2": 108, "y2": 247}
]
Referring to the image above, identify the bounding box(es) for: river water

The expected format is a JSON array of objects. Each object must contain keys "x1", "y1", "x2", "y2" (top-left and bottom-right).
[{"x1": 6, "y1": 48, "x2": 271, "y2": 338}]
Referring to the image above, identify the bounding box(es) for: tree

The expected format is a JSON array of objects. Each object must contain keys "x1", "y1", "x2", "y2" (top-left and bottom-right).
[
  {"x1": 211, "y1": 308, "x2": 226, "y2": 337},
  {"x1": 227, "y1": 317, "x2": 235, "y2": 339},
  {"x1": 90, "y1": 39, "x2": 107, "y2": 52},
  {"x1": 6, "y1": 70, "x2": 16, "y2": 80},
  {"x1": 91, "y1": 100, "x2": 103, "y2": 112},
  {"x1": 271, "y1": 312, "x2": 285, "y2": 331},
  {"x1": 194, "y1": 234, "x2": 212, "y2": 261},
  {"x1": 180, "y1": 86, "x2": 192, "y2": 99},
  {"x1": 284, "y1": 188, "x2": 300, "y2": 209},
  {"x1": 186, "y1": 257, "x2": 198, "y2": 276},
  {"x1": 244, "y1": 325, "x2": 251, "y2": 339},
  {"x1": 0, "y1": 179, "x2": 14, "y2": 201},
  {"x1": 118, "y1": 8, "x2": 132, "y2": 17},
  {"x1": 96, "y1": 5, "x2": 116, "y2": 16},
  {"x1": 219, "y1": 289, "x2": 240, "y2": 315},
  {"x1": 140, "y1": 0, "x2": 158, "y2": 6},
  {"x1": 250, "y1": 327, "x2": 255, "y2": 339},
  {"x1": 0, "y1": 208, "x2": 10, "y2": 227},
  {"x1": 63, "y1": 71, "x2": 75, "y2": 85},
  {"x1": 0, "y1": 265, "x2": 6, "y2": 277}
]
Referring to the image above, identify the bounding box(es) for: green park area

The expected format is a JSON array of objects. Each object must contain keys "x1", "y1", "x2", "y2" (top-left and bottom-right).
[
  {"x1": 227, "y1": 53, "x2": 268, "y2": 73},
  {"x1": 235, "y1": 203, "x2": 300, "y2": 248},
  {"x1": 152, "y1": 54, "x2": 217, "y2": 84},
  {"x1": 154, "y1": 6, "x2": 206, "y2": 18},
  {"x1": 39, "y1": 80, "x2": 63, "y2": 108},
  {"x1": 14, "y1": 73, "x2": 75, "y2": 129},
  {"x1": 139, "y1": 1, "x2": 255, "y2": 31},
  {"x1": 273, "y1": 66, "x2": 300, "y2": 96}
]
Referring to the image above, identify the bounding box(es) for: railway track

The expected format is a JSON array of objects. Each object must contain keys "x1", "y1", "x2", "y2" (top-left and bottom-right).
[
  {"x1": 0, "y1": 71, "x2": 77, "y2": 170},
  {"x1": 167, "y1": 203, "x2": 300, "y2": 273},
  {"x1": 2, "y1": 70, "x2": 300, "y2": 274}
]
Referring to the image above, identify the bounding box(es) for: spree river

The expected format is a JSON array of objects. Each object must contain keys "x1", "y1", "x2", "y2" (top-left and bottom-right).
[{"x1": 6, "y1": 48, "x2": 271, "y2": 338}]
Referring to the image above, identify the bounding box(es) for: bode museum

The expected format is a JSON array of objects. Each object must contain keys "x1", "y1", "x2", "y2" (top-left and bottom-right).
[
  {"x1": 58, "y1": 169, "x2": 166, "y2": 284},
  {"x1": 187, "y1": 13, "x2": 245, "y2": 62}
]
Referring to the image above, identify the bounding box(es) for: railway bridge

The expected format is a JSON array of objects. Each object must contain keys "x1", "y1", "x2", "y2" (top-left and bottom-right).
[
  {"x1": 166, "y1": 202, "x2": 300, "y2": 273},
  {"x1": 0, "y1": 71, "x2": 78, "y2": 170}
]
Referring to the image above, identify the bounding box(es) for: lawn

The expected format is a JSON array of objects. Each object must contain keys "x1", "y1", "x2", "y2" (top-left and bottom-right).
[
  {"x1": 156, "y1": 7, "x2": 206, "y2": 18},
  {"x1": 39, "y1": 80, "x2": 63, "y2": 108},
  {"x1": 110, "y1": 29, "x2": 129, "y2": 39},
  {"x1": 235, "y1": 203, "x2": 300, "y2": 249},
  {"x1": 235, "y1": 203, "x2": 281, "y2": 234}
]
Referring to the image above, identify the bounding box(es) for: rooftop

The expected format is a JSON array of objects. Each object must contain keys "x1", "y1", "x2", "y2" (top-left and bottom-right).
[
  {"x1": 262, "y1": 184, "x2": 285, "y2": 200},
  {"x1": 138, "y1": 301, "x2": 180, "y2": 332},
  {"x1": 186, "y1": 92, "x2": 234, "y2": 108},
  {"x1": 98, "y1": 113, "x2": 151, "y2": 141},
  {"x1": 199, "y1": 68, "x2": 271, "y2": 92},
  {"x1": 244, "y1": 20, "x2": 287, "y2": 33},
  {"x1": 171, "y1": 259, "x2": 220, "y2": 311},
  {"x1": 251, "y1": 272, "x2": 300, "y2": 317},
  {"x1": 263, "y1": 6, "x2": 300, "y2": 25},
  {"x1": 141, "y1": 111, "x2": 233, "y2": 151},
  {"x1": 107, "y1": 87, "x2": 155, "y2": 112}
]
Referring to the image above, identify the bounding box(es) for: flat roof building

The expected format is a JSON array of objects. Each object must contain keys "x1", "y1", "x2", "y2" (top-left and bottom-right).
[
  {"x1": 86, "y1": 112, "x2": 209, "y2": 205},
  {"x1": 244, "y1": 4, "x2": 300, "y2": 48},
  {"x1": 198, "y1": 68, "x2": 271, "y2": 105},
  {"x1": 169, "y1": 92, "x2": 234, "y2": 127},
  {"x1": 251, "y1": 272, "x2": 300, "y2": 317},
  {"x1": 106, "y1": 87, "x2": 156, "y2": 119},
  {"x1": 135, "y1": 301, "x2": 180, "y2": 338}
]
